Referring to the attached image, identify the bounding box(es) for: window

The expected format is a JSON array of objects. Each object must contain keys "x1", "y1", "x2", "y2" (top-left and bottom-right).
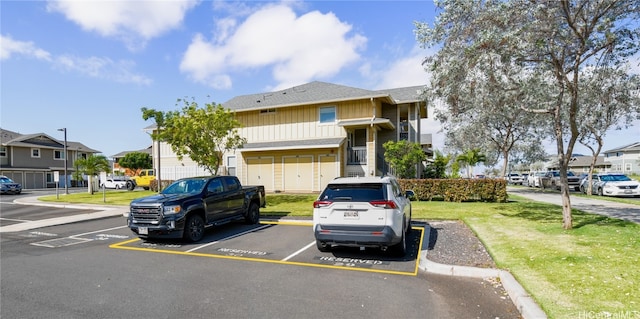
[
  {"x1": 227, "y1": 156, "x2": 236, "y2": 176},
  {"x1": 319, "y1": 106, "x2": 336, "y2": 124},
  {"x1": 0, "y1": 146, "x2": 6, "y2": 157},
  {"x1": 625, "y1": 163, "x2": 632, "y2": 172},
  {"x1": 260, "y1": 108, "x2": 276, "y2": 115},
  {"x1": 31, "y1": 148, "x2": 40, "y2": 158},
  {"x1": 54, "y1": 150, "x2": 65, "y2": 160}
]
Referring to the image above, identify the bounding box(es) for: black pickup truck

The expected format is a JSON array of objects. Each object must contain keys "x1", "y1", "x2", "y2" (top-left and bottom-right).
[{"x1": 127, "y1": 175, "x2": 266, "y2": 242}]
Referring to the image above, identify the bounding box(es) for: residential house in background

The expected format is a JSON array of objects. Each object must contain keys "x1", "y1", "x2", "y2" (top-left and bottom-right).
[
  {"x1": 0, "y1": 128, "x2": 100, "y2": 189},
  {"x1": 149, "y1": 81, "x2": 431, "y2": 193},
  {"x1": 111, "y1": 146, "x2": 153, "y2": 176},
  {"x1": 603, "y1": 142, "x2": 640, "y2": 175}
]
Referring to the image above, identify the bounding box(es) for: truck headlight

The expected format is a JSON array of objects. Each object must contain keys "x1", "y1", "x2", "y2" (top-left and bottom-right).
[{"x1": 163, "y1": 205, "x2": 181, "y2": 215}]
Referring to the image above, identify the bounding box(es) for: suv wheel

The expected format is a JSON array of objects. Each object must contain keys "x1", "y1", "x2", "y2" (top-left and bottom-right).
[
  {"x1": 316, "y1": 240, "x2": 331, "y2": 252},
  {"x1": 183, "y1": 214, "x2": 205, "y2": 242},
  {"x1": 391, "y1": 219, "x2": 407, "y2": 257}
]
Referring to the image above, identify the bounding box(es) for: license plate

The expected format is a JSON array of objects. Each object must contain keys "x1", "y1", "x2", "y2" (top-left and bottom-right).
[
  {"x1": 138, "y1": 227, "x2": 148, "y2": 235},
  {"x1": 344, "y1": 211, "x2": 359, "y2": 219}
]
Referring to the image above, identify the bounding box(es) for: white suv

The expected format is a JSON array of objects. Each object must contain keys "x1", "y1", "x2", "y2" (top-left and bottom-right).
[{"x1": 313, "y1": 176, "x2": 413, "y2": 256}]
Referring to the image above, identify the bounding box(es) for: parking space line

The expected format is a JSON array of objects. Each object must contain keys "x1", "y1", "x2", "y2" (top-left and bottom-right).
[
  {"x1": 70, "y1": 225, "x2": 129, "y2": 239},
  {"x1": 109, "y1": 223, "x2": 426, "y2": 277},
  {"x1": 185, "y1": 224, "x2": 272, "y2": 253},
  {"x1": 282, "y1": 241, "x2": 316, "y2": 261}
]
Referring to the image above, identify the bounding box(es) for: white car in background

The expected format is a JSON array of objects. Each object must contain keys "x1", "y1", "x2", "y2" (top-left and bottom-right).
[
  {"x1": 100, "y1": 178, "x2": 128, "y2": 189},
  {"x1": 584, "y1": 174, "x2": 640, "y2": 197},
  {"x1": 527, "y1": 172, "x2": 546, "y2": 188}
]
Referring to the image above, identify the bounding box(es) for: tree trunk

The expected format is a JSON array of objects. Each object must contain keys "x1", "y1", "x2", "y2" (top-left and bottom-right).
[{"x1": 560, "y1": 183, "x2": 573, "y2": 230}]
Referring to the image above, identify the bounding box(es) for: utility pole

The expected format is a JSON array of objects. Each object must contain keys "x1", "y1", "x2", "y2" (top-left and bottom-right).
[{"x1": 57, "y1": 128, "x2": 68, "y2": 194}]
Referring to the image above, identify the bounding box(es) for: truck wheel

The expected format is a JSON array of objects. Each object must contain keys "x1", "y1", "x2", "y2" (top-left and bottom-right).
[
  {"x1": 244, "y1": 203, "x2": 260, "y2": 224},
  {"x1": 183, "y1": 215, "x2": 205, "y2": 242},
  {"x1": 316, "y1": 240, "x2": 331, "y2": 252}
]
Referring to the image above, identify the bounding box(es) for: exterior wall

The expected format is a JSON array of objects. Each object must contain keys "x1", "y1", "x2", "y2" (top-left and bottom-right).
[
  {"x1": 235, "y1": 99, "x2": 374, "y2": 142},
  {"x1": 604, "y1": 150, "x2": 640, "y2": 174},
  {"x1": 239, "y1": 148, "x2": 340, "y2": 193}
]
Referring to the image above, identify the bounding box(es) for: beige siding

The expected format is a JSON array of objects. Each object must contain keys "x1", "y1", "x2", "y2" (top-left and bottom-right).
[
  {"x1": 241, "y1": 148, "x2": 340, "y2": 193},
  {"x1": 236, "y1": 99, "x2": 375, "y2": 143}
]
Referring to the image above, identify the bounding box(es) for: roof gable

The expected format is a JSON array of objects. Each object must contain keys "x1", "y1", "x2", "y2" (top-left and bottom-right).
[
  {"x1": 604, "y1": 141, "x2": 640, "y2": 153},
  {"x1": 222, "y1": 81, "x2": 426, "y2": 112}
]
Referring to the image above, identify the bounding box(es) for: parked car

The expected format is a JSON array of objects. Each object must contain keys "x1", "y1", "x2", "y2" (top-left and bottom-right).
[
  {"x1": 541, "y1": 171, "x2": 581, "y2": 191},
  {"x1": 527, "y1": 172, "x2": 546, "y2": 188},
  {"x1": 313, "y1": 176, "x2": 413, "y2": 256},
  {"x1": 0, "y1": 175, "x2": 22, "y2": 195},
  {"x1": 582, "y1": 173, "x2": 640, "y2": 197},
  {"x1": 506, "y1": 173, "x2": 524, "y2": 185},
  {"x1": 128, "y1": 175, "x2": 266, "y2": 242},
  {"x1": 100, "y1": 178, "x2": 128, "y2": 189}
]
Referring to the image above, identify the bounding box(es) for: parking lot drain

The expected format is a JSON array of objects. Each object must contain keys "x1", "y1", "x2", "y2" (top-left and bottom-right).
[{"x1": 31, "y1": 237, "x2": 92, "y2": 248}]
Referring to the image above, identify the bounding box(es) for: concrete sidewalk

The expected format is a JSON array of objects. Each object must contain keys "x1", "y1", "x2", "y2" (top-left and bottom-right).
[
  {"x1": 509, "y1": 187, "x2": 640, "y2": 224},
  {"x1": 1, "y1": 195, "x2": 128, "y2": 233}
]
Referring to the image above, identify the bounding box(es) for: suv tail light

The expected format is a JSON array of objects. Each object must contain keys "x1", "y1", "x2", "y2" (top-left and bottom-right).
[
  {"x1": 369, "y1": 200, "x2": 397, "y2": 209},
  {"x1": 313, "y1": 200, "x2": 332, "y2": 208}
]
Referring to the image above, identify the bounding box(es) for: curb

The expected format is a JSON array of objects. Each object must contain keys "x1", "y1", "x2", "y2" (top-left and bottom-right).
[{"x1": 419, "y1": 225, "x2": 547, "y2": 319}]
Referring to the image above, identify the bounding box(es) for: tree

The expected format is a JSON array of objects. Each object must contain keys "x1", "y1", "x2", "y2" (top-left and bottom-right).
[
  {"x1": 383, "y1": 140, "x2": 426, "y2": 179},
  {"x1": 119, "y1": 152, "x2": 153, "y2": 176},
  {"x1": 578, "y1": 67, "x2": 640, "y2": 195},
  {"x1": 75, "y1": 155, "x2": 111, "y2": 194},
  {"x1": 456, "y1": 148, "x2": 487, "y2": 178},
  {"x1": 141, "y1": 107, "x2": 167, "y2": 191},
  {"x1": 144, "y1": 99, "x2": 247, "y2": 175},
  {"x1": 423, "y1": 150, "x2": 451, "y2": 179},
  {"x1": 416, "y1": 0, "x2": 640, "y2": 229}
]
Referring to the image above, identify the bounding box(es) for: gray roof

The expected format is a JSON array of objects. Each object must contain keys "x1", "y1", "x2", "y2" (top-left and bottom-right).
[
  {"x1": 112, "y1": 146, "x2": 153, "y2": 158},
  {"x1": 568, "y1": 155, "x2": 607, "y2": 168},
  {"x1": 241, "y1": 137, "x2": 345, "y2": 151},
  {"x1": 222, "y1": 81, "x2": 426, "y2": 112},
  {"x1": 604, "y1": 141, "x2": 640, "y2": 153},
  {"x1": 0, "y1": 128, "x2": 100, "y2": 153}
]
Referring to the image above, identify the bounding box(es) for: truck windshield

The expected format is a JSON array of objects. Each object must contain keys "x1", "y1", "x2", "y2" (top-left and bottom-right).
[{"x1": 162, "y1": 179, "x2": 207, "y2": 194}]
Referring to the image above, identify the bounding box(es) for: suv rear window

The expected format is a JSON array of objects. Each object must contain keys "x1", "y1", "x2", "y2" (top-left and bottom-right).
[{"x1": 318, "y1": 183, "x2": 386, "y2": 201}]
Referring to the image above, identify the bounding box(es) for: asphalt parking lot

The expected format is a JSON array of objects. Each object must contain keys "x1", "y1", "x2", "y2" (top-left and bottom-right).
[{"x1": 111, "y1": 221, "x2": 426, "y2": 276}]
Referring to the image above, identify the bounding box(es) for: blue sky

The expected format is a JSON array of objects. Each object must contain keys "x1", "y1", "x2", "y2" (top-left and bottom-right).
[{"x1": 1, "y1": 0, "x2": 638, "y2": 162}]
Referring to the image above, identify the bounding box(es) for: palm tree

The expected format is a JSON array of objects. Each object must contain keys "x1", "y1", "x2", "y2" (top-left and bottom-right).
[
  {"x1": 456, "y1": 148, "x2": 487, "y2": 178},
  {"x1": 75, "y1": 155, "x2": 111, "y2": 194}
]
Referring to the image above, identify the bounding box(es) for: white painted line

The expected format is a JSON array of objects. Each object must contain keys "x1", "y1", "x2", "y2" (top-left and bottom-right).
[
  {"x1": 70, "y1": 225, "x2": 128, "y2": 239},
  {"x1": 282, "y1": 241, "x2": 316, "y2": 262},
  {"x1": 186, "y1": 224, "x2": 271, "y2": 253}
]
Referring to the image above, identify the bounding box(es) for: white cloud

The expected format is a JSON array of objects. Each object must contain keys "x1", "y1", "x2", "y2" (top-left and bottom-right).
[
  {"x1": 180, "y1": 3, "x2": 366, "y2": 90},
  {"x1": 54, "y1": 55, "x2": 152, "y2": 85},
  {"x1": 0, "y1": 35, "x2": 52, "y2": 61},
  {"x1": 372, "y1": 45, "x2": 432, "y2": 90},
  {"x1": 1, "y1": 34, "x2": 150, "y2": 85},
  {"x1": 46, "y1": 0, "x2": 199, "y2": 50}
]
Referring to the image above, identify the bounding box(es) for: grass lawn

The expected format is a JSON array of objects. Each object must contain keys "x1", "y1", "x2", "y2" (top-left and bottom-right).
[{"x1": 39, "y1": 191, "x2": 639, "y2": 318}]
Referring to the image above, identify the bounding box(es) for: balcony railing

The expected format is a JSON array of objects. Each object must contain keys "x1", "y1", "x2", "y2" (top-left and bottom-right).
[{"x1": 348, "y1": 147, "x2": 367, "y2": 164}]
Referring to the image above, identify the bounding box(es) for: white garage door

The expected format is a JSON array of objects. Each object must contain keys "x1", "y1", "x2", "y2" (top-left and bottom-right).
[
  {"x1": 318, "y1": 154, "x2": 338, "y2": 191},
  {"x1": 283, "y1": 156, "x2": 313, "y2": 192},
  {"x1": 246, "y1": 157, "x2": 274, "y2": 192}
]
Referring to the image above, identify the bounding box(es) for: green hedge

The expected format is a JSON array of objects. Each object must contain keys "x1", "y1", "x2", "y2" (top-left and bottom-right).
[{"x1": 399, "y1": 178, "x2": 507, "y2": 203}]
